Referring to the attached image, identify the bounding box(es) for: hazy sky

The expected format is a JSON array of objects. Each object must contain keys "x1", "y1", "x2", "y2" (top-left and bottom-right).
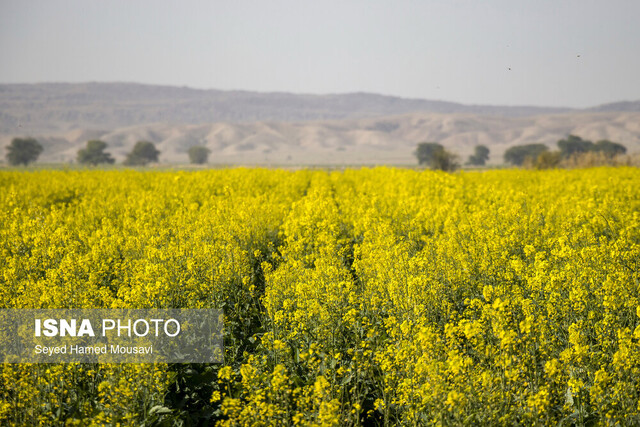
[{"x1": 1, "y1": 0, "x2": 639, "y2": 108}]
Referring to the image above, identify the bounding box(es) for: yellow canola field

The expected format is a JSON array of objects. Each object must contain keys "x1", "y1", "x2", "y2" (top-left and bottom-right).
[{"x1": 1, "y1": 167, "x2": 639, "y2": 426}]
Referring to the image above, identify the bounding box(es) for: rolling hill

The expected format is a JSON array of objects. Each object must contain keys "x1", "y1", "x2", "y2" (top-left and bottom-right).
[{"x1": 1, "y1": 83, "x2": 639, "y2": 164}]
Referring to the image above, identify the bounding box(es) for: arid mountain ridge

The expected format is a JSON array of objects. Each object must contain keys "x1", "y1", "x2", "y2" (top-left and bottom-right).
[{"x1": 1, "y1": 82, "x2": 639, "y2": 164}]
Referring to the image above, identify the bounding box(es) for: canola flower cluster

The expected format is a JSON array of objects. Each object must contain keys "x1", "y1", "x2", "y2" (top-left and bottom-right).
[{"x1": 1, "y1": 167, "x2": 639, "y2": 425}]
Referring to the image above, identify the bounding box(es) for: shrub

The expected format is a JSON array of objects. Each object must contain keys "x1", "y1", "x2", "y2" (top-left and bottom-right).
[{"x1": 534, "y1": 151, "x2": 562, "y2": 169}]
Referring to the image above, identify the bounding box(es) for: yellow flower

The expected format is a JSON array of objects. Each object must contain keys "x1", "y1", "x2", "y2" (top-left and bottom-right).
[{"x1": 218, "y1": 366, "x2": 234, "y2": 382}]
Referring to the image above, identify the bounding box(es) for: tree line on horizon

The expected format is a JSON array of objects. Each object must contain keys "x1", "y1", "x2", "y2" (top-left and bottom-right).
[
  {"x1": 3, "y1": 138, "x2": 211, "y2": 166},
  {"x1": 3, "y1": 134, "x2": 629, "y2": 169},
  {"x1": 502, "y1": 135, "x2": 627, "y2": 168},
  {"x1": 414, "y1": 134, "x2": 628, "y2": 171}
]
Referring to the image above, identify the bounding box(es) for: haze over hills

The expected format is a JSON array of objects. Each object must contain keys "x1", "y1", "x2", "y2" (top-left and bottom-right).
[
  {"x1": 0, "y1": 82, "x2": 580, "y2": 133},
  {"x1": 1, "y1": 83, "x2": 639, "y2": 164}
]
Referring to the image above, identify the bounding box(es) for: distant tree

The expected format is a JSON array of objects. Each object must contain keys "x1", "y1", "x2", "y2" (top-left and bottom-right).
[
  {"x1": 5, "y1": 137, "x2": 43, "y2": 166},
  {"x1": 430, "y1": 147, "x2": 459, "y2": 172},
  {"x1": 415, "y1": 142, "x2": 444, "y2": 165},
  {"x1": 124, "y1": 141, "x2": 160, "y2": 166},
  {"x1": 592, "y1": 139, "x2": 626, "y2": 157},
  {"x1": 77, "y1": 140, "x2": 115, "y2": 165},
  {"x1": 557, "y1": 135, "x2": 593, "y2": 158},
  {"x1": 414, "y1": 142, "x2": 458, "y2": 171},
  {"x1": 504, "y1": 144, "x2": 548, "y2": 166},
  {"x1": 467, "y1": 145, "x2": 490, "y2": 166},
  {"x1": 188, "y1": 145, "x2": 211, "y2": 165}
]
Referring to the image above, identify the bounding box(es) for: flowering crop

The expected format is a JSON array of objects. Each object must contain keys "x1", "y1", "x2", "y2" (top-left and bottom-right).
[{"x1": 1, "y1": 167, "x2": 639, "y2": 425}]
